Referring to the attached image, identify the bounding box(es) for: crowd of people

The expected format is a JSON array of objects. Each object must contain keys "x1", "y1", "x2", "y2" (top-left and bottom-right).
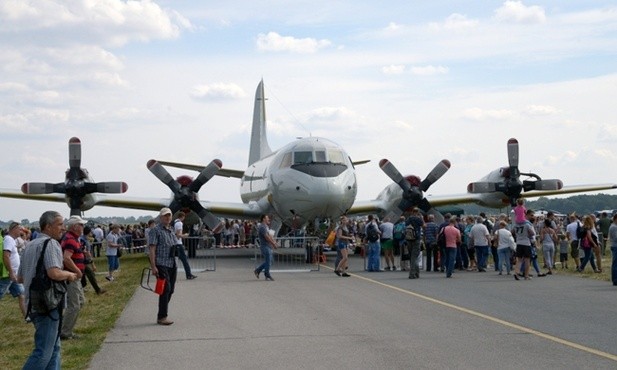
[
  {"x1": 326, "y1": 205, "x2": 617, "y2": 285},
  {"x1": 2, "y1": 205, "x2": 617, "y2": 368}
]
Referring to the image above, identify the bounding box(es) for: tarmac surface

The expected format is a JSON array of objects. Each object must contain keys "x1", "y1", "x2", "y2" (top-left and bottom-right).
[{"x1": 89, "y1": 253, "x2": 617, "y2": 369}]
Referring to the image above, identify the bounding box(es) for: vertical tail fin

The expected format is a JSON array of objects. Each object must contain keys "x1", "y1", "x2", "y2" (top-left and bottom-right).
[{"x1": 248, "y1": 79, "x2": 272, "y2": 166}]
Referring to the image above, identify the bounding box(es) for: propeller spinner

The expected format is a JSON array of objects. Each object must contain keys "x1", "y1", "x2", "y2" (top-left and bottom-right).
[
  {"x1": 379, "y1": 158, "x2": 451, "y2": 223},
  {"x1": 147, "y1": 159, "x2": 223, "y2": 230},
  {"x1": 467, "y1": 138, "x2": 563, "y2": 206},
  {"x1": 21, "y1": 137, "x2": 128, "y2": 216}
]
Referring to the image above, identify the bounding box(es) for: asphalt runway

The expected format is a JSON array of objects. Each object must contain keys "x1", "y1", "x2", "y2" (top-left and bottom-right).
[{"x1": 88, "y1": 255, "x2": 617, "y2": 369}]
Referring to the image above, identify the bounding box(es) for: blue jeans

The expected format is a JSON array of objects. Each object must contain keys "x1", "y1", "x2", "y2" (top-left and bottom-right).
[
  {"x1": 176, "y1": 244, "x2": 193, "y2": 278},
  {"x1": 579, "y1": 247, "x2": 597, "y2": 272},
  {"x1": 611, "y1": 247, "x2": 617, "y2": 285},
  {"x1": 366, "y1": 241, "x2": 381, "y2": 271},
  {"x1": 256, "y1": 245, "x2": 273, "y2": 278},
  {"x1": 497, "y1": 248, "x2": 512, "y2": 274},
  {"x1": 23, "y1": 309, "x2": 61, "y2": 370},
  {"x1": 475, "y1": 246, "x2": 489, "y2": 270},
  {"x1": 444, "y1": 247, "x2": 457, "y2": 277}
]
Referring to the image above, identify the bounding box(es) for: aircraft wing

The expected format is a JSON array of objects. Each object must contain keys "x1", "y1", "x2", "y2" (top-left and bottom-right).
[
  {"x1": 521, "y1": 183, "x2": 617, "y2": 198},
  {"x1": 346, "y1": 193, "x2": 482, "y2": 217},
  {"x1": 0, "y1": 188, "x2": 264, "y2": 219},
  {"x1": 157, "y1": 160, "x2": 244, "y2": 179},
  {"x1": 0, "y1": 188, "x2": 68, "y2": 204},
  {"x1": 346, "y1": 182, "x2": 617, "y2": 217}
]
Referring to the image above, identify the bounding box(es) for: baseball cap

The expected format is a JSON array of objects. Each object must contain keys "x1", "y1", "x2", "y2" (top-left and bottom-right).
[
  {"x1": 159, "y1": 207, "x2": 173, "y2": 216},
  {"x1": 67, "y1": 216, "x2": 88, "y2": 226}
]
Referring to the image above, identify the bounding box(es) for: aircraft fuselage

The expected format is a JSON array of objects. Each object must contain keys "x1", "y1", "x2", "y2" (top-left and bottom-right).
[{"x1": 240, "y1": 137, "x2": 357, "y2": 227}]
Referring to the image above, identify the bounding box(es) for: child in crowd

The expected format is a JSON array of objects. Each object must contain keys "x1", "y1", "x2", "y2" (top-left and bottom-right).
[
  {"x1": 559, "y1": 234, "x2": 569, "y2": 269},
  {"x1": 513, "y1": 198, "x2": 527, "y2": 224}
]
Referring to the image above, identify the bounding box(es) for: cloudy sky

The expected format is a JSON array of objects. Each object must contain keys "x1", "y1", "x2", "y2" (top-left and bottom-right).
[{"x1": 1, "y1": 0, "x2": 616, "y2": 222}]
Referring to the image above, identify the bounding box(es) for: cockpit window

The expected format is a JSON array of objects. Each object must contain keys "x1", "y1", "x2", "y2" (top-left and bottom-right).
[
  {"x1": 328, "y1": 149, "x2": 345, "y2": 165},
  {"x1": 294, "y1": 151, "x2": 313, "y2": 164},
  {"x1": 315, "y1": 151, "x2": 326, "y2": 162},
  {"x1": 279, "y1": 152, "x2": 292, "y2": 168}
]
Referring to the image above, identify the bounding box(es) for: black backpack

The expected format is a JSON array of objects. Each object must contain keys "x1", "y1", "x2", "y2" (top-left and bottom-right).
[
  {"x1": 437, "y1": 227, "x2": 446, "y2": 248},
  {"x1": 576, "y1": 222, "x2": 585, "y2": 239},
  {"x1": 366, "y1": 223, "x2": 379, "y2": 242}
]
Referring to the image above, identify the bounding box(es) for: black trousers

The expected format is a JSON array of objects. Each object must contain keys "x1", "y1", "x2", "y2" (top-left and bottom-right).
[
  {"x1": 156, "y1": 264, "x2": 177, "y2": 320},
  {"x1": 81, "y1": 264, "x2": 103, "y2": 293}
]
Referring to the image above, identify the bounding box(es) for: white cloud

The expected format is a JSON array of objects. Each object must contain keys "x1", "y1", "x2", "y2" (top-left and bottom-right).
[
  {"x1": 461, "y1": 107, "x2": 515, "y2": 121},
  {"x1": 523, "y1": 105, "x2": 560, "y2": 116},
  {"x1": 494, "y1": 1, "x2": 546, "y2": 24},
  {"x1": 382, "y1": 64, "x2": 405, "y2": 74},
  {"x1": 0, "y1": 0, "x2": 191, "y2": 47},
  {"x1": 443, "y1": 13, "x2": 479, "y2": 29},
  {"x1": 430, "y1": 13, "x2": 479, "y2": 30},
  {"x1": 190, "y1": 83, "x2": 246, "y2": 100},
  {"x1": 410, "y1": 65, "x2": 449, "y2": 76},
  {"x1": 256, "y1": 32, "x2": 331, "y2": 53}
]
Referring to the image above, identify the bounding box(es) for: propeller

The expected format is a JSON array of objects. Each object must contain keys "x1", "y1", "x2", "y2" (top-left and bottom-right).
[
  {"x1": 21, "y1": 137, "x2": 128, "y2": 216},
  {"x1": 147, "y1": 159, "x2": 223, "y2": 230},
  {"x1": 467, "y1": 138, "x2": 563, "y2": 206},
  {"x1": 379, "y1": 158, "x2": 451, "y2": 223}
]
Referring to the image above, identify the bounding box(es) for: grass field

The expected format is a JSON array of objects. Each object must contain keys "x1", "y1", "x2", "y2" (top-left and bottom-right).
[
  {"x1": 0, "y1": 253, "x2": 148, "y2": 370},
  {"x1": 0, "y1": 251, "x2": 612, "y2": 369}
]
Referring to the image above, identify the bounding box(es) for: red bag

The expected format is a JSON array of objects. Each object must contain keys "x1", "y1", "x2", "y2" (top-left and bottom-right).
[{"x1": 154, "y1": 277, "x2": 166, "y2": 295}]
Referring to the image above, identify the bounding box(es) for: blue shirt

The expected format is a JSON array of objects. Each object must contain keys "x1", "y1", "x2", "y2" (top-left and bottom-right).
[{"x1": 424, "y1": 222, "x2": 439, "y2": 244}]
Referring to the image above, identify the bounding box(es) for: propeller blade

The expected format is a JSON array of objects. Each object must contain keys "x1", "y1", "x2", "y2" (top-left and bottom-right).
[
  {"x1": 507, "y1": 138, "x2": 519, "y2": 169},
  {"x1": 379, "y1": 159, "x2": 411, "y2": 192},
  {"x1": 68, "y1": 137, "x2": 81, "y2": 170},
  {"x1": 467, "y1": 182, "x2": 498, "y2": 193},
  {"x1": 95, "y1": 182, "x2": 129, "y2": 194},
  {"x1": 21, "y1": 182, "x2": 56, "y2": 194},
  {"x1": 523, "y1": 179, "x2": 563, "y2": 192},
  {"x1": 420, "y1": 159, "x2": 451, "y2": 192},
  {"x1": 147, "y1": 160, "x2": 181, "y2": 194},
  {"x1": 197, "y1": 208, "x2": 222, "y2": 231},
  {"x1": 189, "y1": 159, "x2": 222, "y2": 193}
]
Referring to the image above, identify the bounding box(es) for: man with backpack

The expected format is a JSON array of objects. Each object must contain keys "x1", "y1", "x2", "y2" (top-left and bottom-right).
[
  {"x1": 18, "y1": 211, "x2": 79, "y2": 369},
  {"x1": 405, "y1": 208, "x2": 425, "y2": 279},
  {"x1": 392, "y1": 216, "x2": 407, "y2": 270},
  {"x1": 364, "y1": 215, "x2": 381, "y2": 272}
]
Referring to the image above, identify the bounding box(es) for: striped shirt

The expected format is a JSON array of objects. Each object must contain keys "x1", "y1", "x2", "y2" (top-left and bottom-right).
[
  {"x1": 61, "y1": 231, "x2": 86, "y2": 272},
  {"x1": 148, "y1": 224, "x2": 177, "y2": 268}
]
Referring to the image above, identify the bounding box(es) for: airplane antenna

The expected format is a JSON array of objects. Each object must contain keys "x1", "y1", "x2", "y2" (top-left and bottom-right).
[{"x1": 264, "y1": 84, "x2": 311, "y2": 137}]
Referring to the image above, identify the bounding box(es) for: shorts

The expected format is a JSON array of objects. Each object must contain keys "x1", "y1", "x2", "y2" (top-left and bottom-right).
[
  {"x1": 381, "y1": 239, "x2": 393, "y2": 251},
  {"x1": 559, "y1": 253, "x2": 568, "y2": 261},
  {"x1": 467, "y1": 246, "x2": 476, "y2": 259},
  {"x1": 570, "y1": 240, "x2": 579, "y2": 259},
  {"x1": 0, "y1": 278, "x2": 25, "y2": 298},
  {"x1": 107, "y1": 255, "x2": 120, "y2": 271},
  {"x1": 516, "y1": 244, "x2": 532, "y2": 259}
]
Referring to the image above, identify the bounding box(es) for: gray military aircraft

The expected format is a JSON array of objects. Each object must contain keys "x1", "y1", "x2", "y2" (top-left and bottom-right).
[{"x1": 1, "y1": 80, "x2": 615, "y2": 230}]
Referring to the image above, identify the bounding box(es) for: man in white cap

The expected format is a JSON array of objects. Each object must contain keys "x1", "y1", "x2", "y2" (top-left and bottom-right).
[
  {"x1": 148, "y1": 207, "x2": 178, "y2": 325},
  {"x1": 60, "y1": 215, "x2": 88, "y2": 340}
]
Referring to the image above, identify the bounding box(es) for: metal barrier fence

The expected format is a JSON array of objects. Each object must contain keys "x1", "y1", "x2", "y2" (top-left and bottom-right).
[
  {"x1": 254, "y1": 236, "x2": 322, "y2": 272},
  {"x1": 92, "y1": 236, "x2": 218, "y2": 272}
]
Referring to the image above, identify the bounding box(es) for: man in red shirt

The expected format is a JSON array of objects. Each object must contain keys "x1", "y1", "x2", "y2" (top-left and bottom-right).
[
  {"x1": 443, "y1": 217, "x2": 462, "y2": 278},
  {"x1": 60, "y1": 216, "x2": 88, "y2": 340}
]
